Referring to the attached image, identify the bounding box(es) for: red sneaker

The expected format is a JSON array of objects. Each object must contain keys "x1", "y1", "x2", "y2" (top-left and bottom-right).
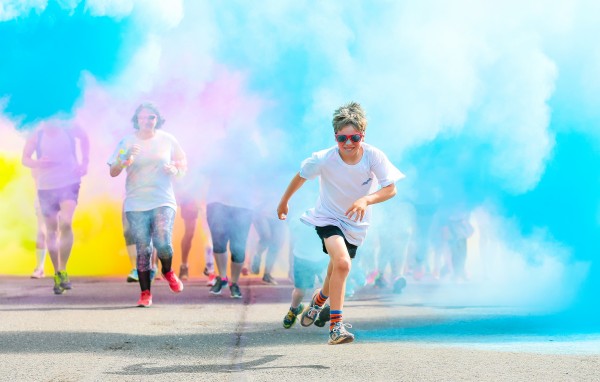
[
  {"x1": 164, "y1": 270, "x2": 184, "y2": 293},
  {"x1": 137, "y1": 290, "x2": 152, "y2": 307}
]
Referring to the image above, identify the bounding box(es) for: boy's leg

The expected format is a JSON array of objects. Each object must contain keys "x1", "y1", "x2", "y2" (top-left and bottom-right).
[
  {"x1": 322, "y1": 236, "x2": 351, "y2": 312},
  {"x1": 283, "y1": 288, "x2": 306, "y2": 329},
  {"x1": 300, "y1": 261, "x2": 332, "y2": 327},
  {"x1": 322, "y1": 235, "x2": 355, "y2": 344}
]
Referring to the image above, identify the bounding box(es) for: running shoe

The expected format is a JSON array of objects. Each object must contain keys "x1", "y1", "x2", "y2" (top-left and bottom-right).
[
  {"x1": 53, "y1": 274, "x2": 65, "y2": 295},
  {"x1": 206, "y1": 273, "x2": 217, "y2": 286},
  {"x1": 328, "y1": 322, "x2": 354, "y2": 345},
  {"x1": 209, "y1": 276, "x2": 227, "y2": 295},
  {"x1": 230, "y1": 283, "x2": 242, "y2": 299},
  {"x1": 179, "y1": 264, "x2": 189, "y2": 281},
  {"x1": 58, "y1": 271, "x2": 72, "y2": 290},
  {"x1": 300, "y1": 289, "x2": 324, "y2": 327},
  {"x1": 126, "y1": 268, "x2": 138, "y2": 283},
  {"x1": 374, "y1": 274, "x2": 388, "y2": 289},
  {"x1": 137, "y1": 290, "x2": 152, "y2": 307},
  {"x1": 262, "y1": 273, "x2": 278, "y2": 285},
  {"x1": 283, "y1": 303, "x2": 304, "y2": 329},
  {"x1": 314, "y1": 304, "x2": 331, "y2": 328},
  {"x1": 31, "y1": 268, "x2": 44, "y2": 279},
  {"x1": 163, "y1": 270, "x2": 184, "y2": 293},
  {"x1": 393, "y1": 276, "x2": 407, "y2": 294},
  {"x1": 203, "y1": 266, "x2": 214, "y2": 276}
]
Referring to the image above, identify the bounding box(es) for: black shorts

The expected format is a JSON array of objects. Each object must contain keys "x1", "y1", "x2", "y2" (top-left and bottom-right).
[
  {"x1": 315, "y1": 225, "x2": 358, "y2": 259},
  {"x1": 37, "y1": 183, "x2": 80, "y2": 217},
  {"x1": 206, "y1": 202, "x2": 252, "y2": 263}
]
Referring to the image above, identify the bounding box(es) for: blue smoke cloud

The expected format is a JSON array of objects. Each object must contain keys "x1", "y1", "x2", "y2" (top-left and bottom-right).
[
  {"x1": 0, "y1": 2, "x2": 134, "y2": 124},
  {"x1": 1, "y1": 1, "x2": 598, "y2": 325}
]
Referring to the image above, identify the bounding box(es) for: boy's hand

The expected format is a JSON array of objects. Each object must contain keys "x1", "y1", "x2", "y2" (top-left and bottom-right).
[
  {"x1": 346, "y1": 197, "x2": 368, "y2": 222},
  {"x1": 277, "y1": 202, "x2": 288, "y2": 220}
]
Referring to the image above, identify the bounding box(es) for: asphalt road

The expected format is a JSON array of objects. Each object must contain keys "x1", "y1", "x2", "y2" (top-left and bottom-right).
[{"x1": 0, "y1": 276, "x2": 598, "y2": 381}]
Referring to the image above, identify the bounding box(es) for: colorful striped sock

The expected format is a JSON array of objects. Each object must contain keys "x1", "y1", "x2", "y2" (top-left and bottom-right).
[
  {"x1": 330, "y1": 310, "x2": 342, "y2": 330},
  {"x1": 314, "y1": 290, "x2": 328, "y2": 307}
]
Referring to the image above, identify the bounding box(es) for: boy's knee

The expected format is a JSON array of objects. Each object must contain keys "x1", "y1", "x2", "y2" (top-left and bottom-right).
[{"x1": 334, "y1": 257, "x2": 351, "y2": 274}]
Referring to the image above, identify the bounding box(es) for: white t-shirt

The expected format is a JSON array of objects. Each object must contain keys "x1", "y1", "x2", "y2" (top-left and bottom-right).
[
  {"x1": 299, "y1": 143, "x2": 405, "y2": 246},
  {"x1": 108, "y1": 130, "x2": 185, "y2": 212}
]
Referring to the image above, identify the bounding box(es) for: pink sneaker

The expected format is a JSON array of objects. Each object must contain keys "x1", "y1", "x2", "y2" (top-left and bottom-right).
[
  {"x1": 164, "y1": 270, "x2": 184, "y2": 293},
  {"x1": 137, "y1": 290, "x2": 152, "y2": 307},
  {"x1": 206, "y1": 273, "x2": 217, "y2": 286}
]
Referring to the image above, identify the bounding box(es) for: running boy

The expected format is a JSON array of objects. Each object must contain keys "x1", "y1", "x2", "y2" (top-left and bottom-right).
[{"x1": 277, "y1": 102, "x2": 404, "y2": 344}]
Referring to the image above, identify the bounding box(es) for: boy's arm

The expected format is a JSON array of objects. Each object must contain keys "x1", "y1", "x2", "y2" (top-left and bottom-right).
[
  {"x1": 346, "y1": 183, "x2": 397, "y2": 222},
  {"x1": 277, "y1": 173, "x2": 306, "y2": 220}
]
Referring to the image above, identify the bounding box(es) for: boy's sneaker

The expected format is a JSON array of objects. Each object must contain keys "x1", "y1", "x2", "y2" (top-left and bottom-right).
[
  {"x1": 137, "y1": 290, "x2": 152, "y2": 307},
  {"x1": 328, "y1": 322, "x2": 354, "y2": 345},
  {"x1": 314, "y1": 304, "x2": 331, "y2": 327},
  {"x1": 262, "y1": 273, "x2": 278, "y2": 285},
  {"x1": 179, "y1": 264, "x2": 189, "y2": 281},
  {"x1": 251, "y1": 256, "x2": 261, "y2": 274},
  {"x1": 53, "y1": 274, "x2": 65, "y2": 295},
  {"x1": 283, "y1": 303, "x2": 304, "y2": 329},
  {"x1": 393, "y1": 276, "x2": 407, "y2": 294},
  {"x1": 31, "y1": 268, "x2": 44, "y2": 279},
  {"x1": 126, "y1": 269, "x2": 139, "y2": 283},
  {"x1": 209, "y1": 276, "x2": 227, "y2": 295},
  {"x1": 206, "y1": 273, "x2": 217, "y2": 286},
  {"x1": 230, "y1": 283, "x2": 242, "y2": 299},
  {"x1": 163, "y1": 270, "x2": 184, "y2": 293},
  {"x1": 300, "y1": 289, "x2": 324, "y2": 327},
  {"x1": 58, "y1": 271, "x2": 72, "y2": 290}
]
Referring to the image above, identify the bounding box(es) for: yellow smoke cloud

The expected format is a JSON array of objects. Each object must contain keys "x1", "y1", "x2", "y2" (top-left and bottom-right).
[{"x1": 0, "y1": 153, "x2": 209, "y2": 277}]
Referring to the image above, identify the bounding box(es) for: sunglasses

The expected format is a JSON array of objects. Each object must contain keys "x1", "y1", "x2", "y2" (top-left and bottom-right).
[{"x1": 335, "y1": 133, "x2": 363, "y2": 143}]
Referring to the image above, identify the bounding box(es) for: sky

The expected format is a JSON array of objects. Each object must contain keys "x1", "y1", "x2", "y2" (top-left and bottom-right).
[{"x1": 0, "y1": 0, "x2": 599, "y2": 323}]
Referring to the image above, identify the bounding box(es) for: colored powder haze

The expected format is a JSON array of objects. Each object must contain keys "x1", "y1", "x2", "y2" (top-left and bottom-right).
[{"x1": 0, "y1": 1, "x2": 599, "y2": 326}]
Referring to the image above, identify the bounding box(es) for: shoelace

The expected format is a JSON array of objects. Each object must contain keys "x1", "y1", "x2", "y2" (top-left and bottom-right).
[
  {"x1": 332, "y1": 322, "x2": 353, "y2": 333},
  {"x1": 306, "y1": 306, "x2": 321, "y2": 319}
]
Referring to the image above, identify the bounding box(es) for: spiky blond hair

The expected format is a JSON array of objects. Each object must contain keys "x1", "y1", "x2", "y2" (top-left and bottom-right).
[{"x1": 332, "y1": 102, "x2": 367, "y2": 133}]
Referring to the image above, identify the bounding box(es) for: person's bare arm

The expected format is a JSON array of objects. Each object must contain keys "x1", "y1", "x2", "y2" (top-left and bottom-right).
[
  {"x1": 277, "y1": 173, "x2": 307, "y2": 220},
  {"x1": 109, "y1": 144, "x2": 140, "y2": 177}
]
